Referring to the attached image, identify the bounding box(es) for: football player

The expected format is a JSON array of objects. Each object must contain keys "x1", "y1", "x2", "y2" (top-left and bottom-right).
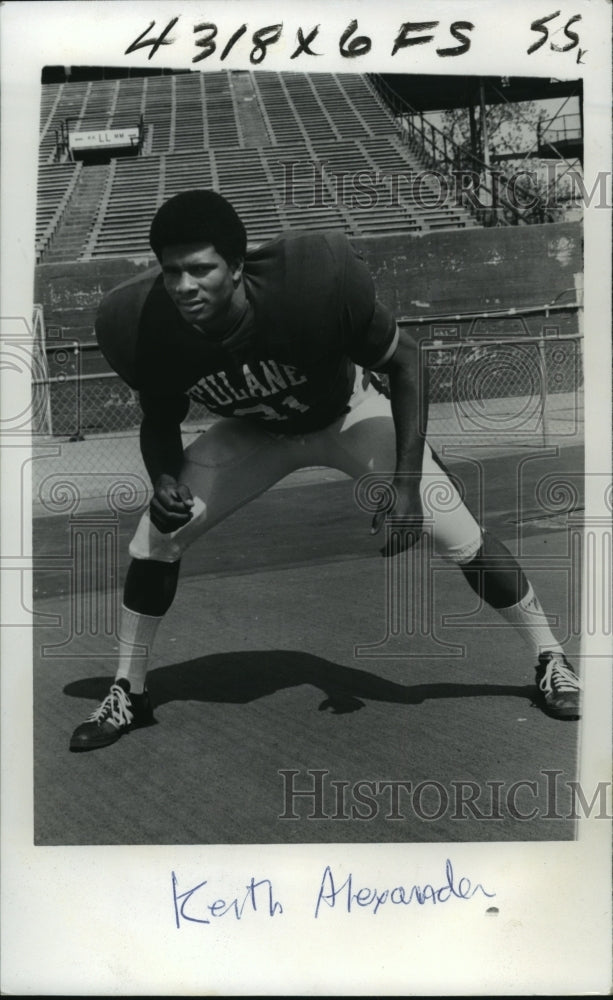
[{"x1": 69, "y1": 190, "x2": 582, "y2": 751}]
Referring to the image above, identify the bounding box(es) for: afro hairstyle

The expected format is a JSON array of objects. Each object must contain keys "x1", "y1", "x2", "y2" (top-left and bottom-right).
[{"x1": 149, "y1": 189, "x2": 247, "y2": 264}]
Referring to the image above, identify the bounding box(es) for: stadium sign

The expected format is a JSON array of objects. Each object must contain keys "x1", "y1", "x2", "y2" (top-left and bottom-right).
[{"x1": 68, "y1": 128, "x2": 140, "y2": 151}]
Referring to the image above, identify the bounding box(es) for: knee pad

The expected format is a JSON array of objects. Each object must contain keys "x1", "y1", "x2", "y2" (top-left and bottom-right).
[
  {"x1": 124, "y1": 557, "x2": 181, "y2": 616},
  {"x1": 458, "y1": 531, "x2": 527, "y2": 607}
]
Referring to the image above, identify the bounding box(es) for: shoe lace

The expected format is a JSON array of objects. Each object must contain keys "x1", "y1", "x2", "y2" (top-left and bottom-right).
[
  {"x1": 87, "y1": 684, "x2": 134, "y2": 728},
  {"x1": 539, "y1": 655, "x2": 582, "y2": 695}
]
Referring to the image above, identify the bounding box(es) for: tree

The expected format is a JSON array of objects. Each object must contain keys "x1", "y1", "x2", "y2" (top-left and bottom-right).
[
  {"x1": 439, "y1": 99, "x2": 547, "y2": 164},
  {"x1": 437, "y1": 99, "x2": 575, "y2": 225}
]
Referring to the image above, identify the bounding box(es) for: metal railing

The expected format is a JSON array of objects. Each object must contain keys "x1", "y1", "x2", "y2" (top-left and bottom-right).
[
  {"x1": 538, "y1": 113, "x2": 582, "y2": 147},
  {"x1": 366, "y1": 74, "x2": 554, "y2": 227}
]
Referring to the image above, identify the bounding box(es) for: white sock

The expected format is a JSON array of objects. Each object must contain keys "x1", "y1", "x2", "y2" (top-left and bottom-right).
[
  {"x1": 115, "y1": 605, "x2": 163, "y2": 694},
  {"x1": 496, "y1": 582, "x2": 565, "y2": 660}
]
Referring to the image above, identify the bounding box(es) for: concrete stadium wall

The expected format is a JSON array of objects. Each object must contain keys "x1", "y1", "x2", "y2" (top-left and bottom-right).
[
  {"x1": 359, "y1": 221, "x2": 582, "y2": 318},
  {"x1": 35, "y1": 221, "x2": 582, "y2": 340}
]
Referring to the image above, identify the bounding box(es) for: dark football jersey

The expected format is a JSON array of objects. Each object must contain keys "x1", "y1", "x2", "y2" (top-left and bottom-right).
[{"x1": 95, "y1": 229, "x2": 397, "y2": 434}]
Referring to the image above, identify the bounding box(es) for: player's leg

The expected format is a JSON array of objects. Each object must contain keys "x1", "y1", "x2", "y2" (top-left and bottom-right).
[
  {"x1": 114, "y1": 420, "x2": 310, "y2": 690},
  {"x1": 426, "y1": 454, "x2": 581, "y2": 720},
  {"x1": 69, "y1": 418, "x2": 311, "y2": 751},
  {"x1": 323, "y1": 379, "x2": 581, "y2": 719}
]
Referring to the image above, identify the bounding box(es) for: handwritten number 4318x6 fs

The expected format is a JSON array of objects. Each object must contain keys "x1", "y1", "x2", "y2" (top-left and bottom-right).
[{"x1": 124, "y1": 13, "x2": 585, "y2": 64}]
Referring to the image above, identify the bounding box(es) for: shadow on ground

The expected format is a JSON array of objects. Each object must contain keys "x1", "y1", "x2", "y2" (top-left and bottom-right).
[{"x1": 64, "y1": 649, "x2": 539, "y2": 716}]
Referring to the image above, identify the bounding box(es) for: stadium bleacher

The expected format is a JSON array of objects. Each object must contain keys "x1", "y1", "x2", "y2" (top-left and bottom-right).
[
  {"x1": 37, "y1": 70, "x2": 478, "y2": 262},
  {"x1": 87, "y1": 157, "x2": 161, "y2": 259},
  {"x1": 108, "y1": 77, "x2": 146, "y2": 134}
]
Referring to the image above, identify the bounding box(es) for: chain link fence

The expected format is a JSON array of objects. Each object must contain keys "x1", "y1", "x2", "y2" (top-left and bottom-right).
[
  {"x1": 37, "y1": 350, "x2": 213, "y2": 439},
  {"x1": 31, "y1": 321, "x2": 583, "y2": 515},
  {"x1": 423, "y1": 332, "x2": 582, "y2": 444}
]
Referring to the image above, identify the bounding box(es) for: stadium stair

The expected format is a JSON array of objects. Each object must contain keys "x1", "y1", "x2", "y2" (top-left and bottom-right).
[
  {"x1": 43, "y1": 164, "x2": 110, "y2": 262},
  {"x1": 230, "y1": 72, "x2": 272, "y2": 147},
  {"x1": 36, "y1": 162, "x2": 83, "y2": 262}
]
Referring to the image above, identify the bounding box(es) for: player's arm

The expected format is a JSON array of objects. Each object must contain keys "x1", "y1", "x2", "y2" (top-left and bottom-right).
[
  {"x1": 373, "y1": 327, "x2": 428, "y2": 556},
  {"x1": 337, "y1": 238, "x2": 426, "y2": 554},
  {"x1": 139, "y1": 390, "x2": 195, "y2": 533},
  {"x1": 94, "y1": 276, "x2": 194, "y2": 532}
]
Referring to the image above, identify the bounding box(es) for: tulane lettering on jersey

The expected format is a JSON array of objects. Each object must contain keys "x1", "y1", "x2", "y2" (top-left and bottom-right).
[{"x1": 187, "y1": 360, "x2": 312, "y2": 422}]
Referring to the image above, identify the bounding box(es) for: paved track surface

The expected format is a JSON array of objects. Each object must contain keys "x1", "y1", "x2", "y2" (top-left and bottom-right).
[{"x1": 33, "y1": 447, "x2": 583, "y2": 844}]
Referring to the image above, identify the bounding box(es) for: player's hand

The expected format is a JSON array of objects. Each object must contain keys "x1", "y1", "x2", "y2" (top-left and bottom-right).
[
  {"x1": 150, "y1": 475, "x2": 194, "y2": 534},
  {"x1": 371, "y1": 480, "x2": 423, "y2": 557}
]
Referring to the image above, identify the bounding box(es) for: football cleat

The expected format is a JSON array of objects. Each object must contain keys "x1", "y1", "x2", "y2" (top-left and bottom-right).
[
  {"x1": 535, "y1": 652, "x2": 582, "y2": 720},
  {"x1": 69, "y1": 678, "x2": 154, "y2": 752}
]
